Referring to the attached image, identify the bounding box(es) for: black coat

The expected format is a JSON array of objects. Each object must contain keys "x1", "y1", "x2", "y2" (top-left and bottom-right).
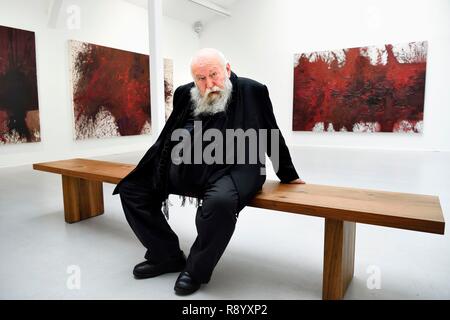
[{"x1": 112, "y1": 71, "x2": 299, "y2": 212}]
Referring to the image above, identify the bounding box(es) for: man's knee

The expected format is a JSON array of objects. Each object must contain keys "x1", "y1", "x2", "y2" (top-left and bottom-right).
[
  {"x1": 202, "y1": 192, "x2": 239, "y2": 218},
  {"x1": 117, "y1": 180, "x2": 136, "y2": 197},
  {"x1": 118, "y1": 178, "x2": 154, "y2": 202}
]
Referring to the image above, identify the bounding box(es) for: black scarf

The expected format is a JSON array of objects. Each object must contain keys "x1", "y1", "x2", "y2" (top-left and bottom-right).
[{"x1": 156, "y1": 72, "x2": 239, "y2": 219}]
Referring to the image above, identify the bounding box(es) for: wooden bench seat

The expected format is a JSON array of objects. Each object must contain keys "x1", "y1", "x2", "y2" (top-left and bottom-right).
[{"x1": 33, "y1": 158, "x2": 445, "y2": 300}]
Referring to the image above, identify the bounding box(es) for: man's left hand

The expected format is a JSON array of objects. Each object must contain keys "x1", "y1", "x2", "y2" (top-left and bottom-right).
[{"x1": 288, "y1": 178, "x2": 306, "y2": 184}]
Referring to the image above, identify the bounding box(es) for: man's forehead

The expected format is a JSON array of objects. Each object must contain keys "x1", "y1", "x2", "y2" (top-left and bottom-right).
[{"x1": 192, "y1": 62, "x2": 222, "y2": 74}]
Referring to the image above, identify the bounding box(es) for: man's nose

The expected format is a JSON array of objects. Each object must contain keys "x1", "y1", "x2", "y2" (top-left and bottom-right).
[{"x1": 206, "y1": 77, "x2": 214, "y2": 89}]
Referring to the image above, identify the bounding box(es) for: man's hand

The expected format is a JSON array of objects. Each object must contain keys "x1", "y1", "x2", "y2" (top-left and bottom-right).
[{"x1": 287, "y1": 178, "x2": 306, "y2": 184}]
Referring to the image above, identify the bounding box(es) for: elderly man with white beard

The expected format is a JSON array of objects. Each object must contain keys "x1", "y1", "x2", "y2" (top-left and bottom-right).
[{"x1": 113, "y1": 48, "x2": 305, "y2": 295}]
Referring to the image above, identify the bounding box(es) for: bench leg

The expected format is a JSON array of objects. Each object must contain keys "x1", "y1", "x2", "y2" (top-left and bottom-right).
[
  {"x1": 62, "y1": 175, "x2": 104, "y2": 223},
  {"x1": 322, "y1": 219, "x2": 356, "y2": 300}
]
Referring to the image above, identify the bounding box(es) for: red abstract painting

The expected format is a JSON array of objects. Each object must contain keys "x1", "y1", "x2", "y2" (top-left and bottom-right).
[
  {"x1": 293, "y1": 41, "x2": 427, "y2": 133},
  {"x1": 0, "y1": 25, "x2": 40, "y2": 145},
  {"x1": 70, "y1": 40, "x2": 151, "y2": 139}
]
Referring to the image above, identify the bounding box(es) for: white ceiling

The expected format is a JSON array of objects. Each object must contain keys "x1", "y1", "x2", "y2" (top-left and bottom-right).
[{"x1": 125, "y1": 0, "x2": 238, "y2": 27}]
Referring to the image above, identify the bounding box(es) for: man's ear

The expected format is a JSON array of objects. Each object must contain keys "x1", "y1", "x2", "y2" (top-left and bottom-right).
[{"x1": 226, "y1": 63, "x2": 231, "y2": 77}]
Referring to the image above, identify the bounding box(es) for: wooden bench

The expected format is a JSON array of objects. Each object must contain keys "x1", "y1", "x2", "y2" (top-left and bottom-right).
[{"x1": 33, "y1": 158, "x2": 445, "y2": 300}]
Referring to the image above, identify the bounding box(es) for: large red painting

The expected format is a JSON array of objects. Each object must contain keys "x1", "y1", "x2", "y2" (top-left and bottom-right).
[
  {"x1": 293, "y1": 41, "x2": 427, "y2": 133},
  {"x1": 70, "y1": 40, "x2": 174, "y2": 140},
  {"x1": 0, "y1": 25, "x2": 40, "y2": 145}
]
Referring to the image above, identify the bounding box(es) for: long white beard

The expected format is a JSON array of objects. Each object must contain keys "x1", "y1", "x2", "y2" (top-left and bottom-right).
[{"x1": 190, "y1": 78, "x2": 233, "y2": 117}]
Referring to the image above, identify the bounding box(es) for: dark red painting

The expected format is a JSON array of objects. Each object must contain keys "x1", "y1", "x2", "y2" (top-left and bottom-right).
[
  {"x1": 0, "y1": 25, "x2": 40, "y2": 145},
  {"x1": 70, "y1": 40, "x2": 174, "y2": 139},
  {"x1": 293, "y1": 41, "x2": 427, "y2": 133},
  {"x1": 70, "y1": 40, "x2": 151, "y2": 139}
]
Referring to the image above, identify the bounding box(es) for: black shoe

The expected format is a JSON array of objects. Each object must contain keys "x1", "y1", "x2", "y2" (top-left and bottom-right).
[
  {"x1": 174, "y1": 271, "x2": 201, "y2": 295},
  {"x1": 133, "y1": 253, "x2": 186, "y2": 279}
]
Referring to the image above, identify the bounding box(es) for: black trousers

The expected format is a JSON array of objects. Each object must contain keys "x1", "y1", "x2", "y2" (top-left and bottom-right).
[{"x1": 118, "y1": 169, "x2": 239, "y2": 284}]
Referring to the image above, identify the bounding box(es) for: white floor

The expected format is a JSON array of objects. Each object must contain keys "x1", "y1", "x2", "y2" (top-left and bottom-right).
[{"x1": 0, "y1": 146, "x2": 449, "y2": 300}]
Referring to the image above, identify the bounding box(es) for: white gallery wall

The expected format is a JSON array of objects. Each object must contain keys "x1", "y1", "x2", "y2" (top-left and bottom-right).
[
  {"x1": 0, "y1": 0, "x2": 199, "y2": 167},
  {"x1": 1, "y1": 0, "x2": 449, "y2": 169},
  {"x1": 199, "y1": 0, "x2": 450, "y2": 152}
]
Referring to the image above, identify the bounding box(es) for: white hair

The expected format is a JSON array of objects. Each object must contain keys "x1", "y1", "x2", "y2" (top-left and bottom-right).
[{"x1": 190, "y1": 48, "x2": 228, "y2": 77}]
